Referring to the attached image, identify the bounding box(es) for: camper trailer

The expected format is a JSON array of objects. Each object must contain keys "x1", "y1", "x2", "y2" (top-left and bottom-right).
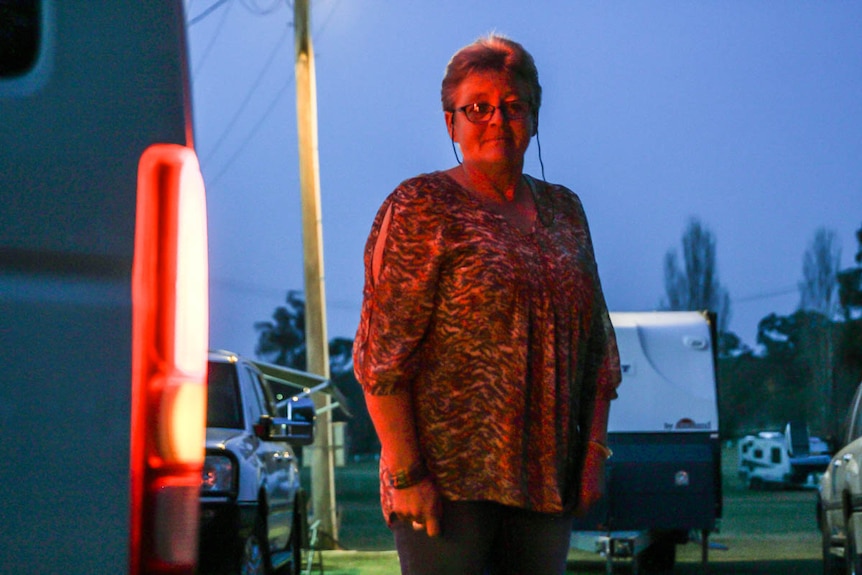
[
  {"x1": 572, "y1": 311, "x2": 722, "y2": 573},
  {"x1": 738, "y1": 423, "x2": 831, "y2": 489}
]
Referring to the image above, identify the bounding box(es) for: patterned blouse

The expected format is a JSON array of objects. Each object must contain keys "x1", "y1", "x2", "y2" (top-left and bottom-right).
[{"x1": 353, "y1": 171, "x2": 620, "y2": 520}]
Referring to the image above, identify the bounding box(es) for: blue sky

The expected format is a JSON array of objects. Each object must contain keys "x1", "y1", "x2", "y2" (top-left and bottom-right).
[{"x1": 185, "y1": 0, "x2": 862, "y2": 358}]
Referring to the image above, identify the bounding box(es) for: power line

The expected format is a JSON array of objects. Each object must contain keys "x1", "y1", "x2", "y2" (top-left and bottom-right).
[
  {"x1": 732, "y1": 285, "x2": 797, "y2": 304},
  {"x1": 199, "y1": 0, "x2": 341, "y2": 187},
  {"x1": 211, "y1": 277, "x2": 288, "y2": 299},
  {"x1": 239, "y1": 0, "x2": 283, "y2": 15},
  {"x1": 313, "y1": 0, "x2": 342, "y2": 43},
  {"x1": 188, "y1": 0, "x2": 282, "y2": 25},
  {"x1": 187, "y1": 0, "x2": 232, "y2": 26},
  {"x1": 191, "y1": 0, "x2": 235, "y2": 75},
  {"x1": 208, "y1": 72, "x2": 295, "y2": 186},
  {"x1": 200, "y1": 24, "x2": 292, "y2": 171}
]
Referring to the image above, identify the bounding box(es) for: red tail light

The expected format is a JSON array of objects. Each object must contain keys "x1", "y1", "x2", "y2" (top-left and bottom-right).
[{"x1": 130, "y1": 144, "x2": 209, "y2": 574}]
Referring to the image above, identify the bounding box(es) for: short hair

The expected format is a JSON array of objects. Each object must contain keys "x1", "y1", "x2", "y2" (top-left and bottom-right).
[{"x1": 441, "y1": 34, "x2": 542, "y2": 114}]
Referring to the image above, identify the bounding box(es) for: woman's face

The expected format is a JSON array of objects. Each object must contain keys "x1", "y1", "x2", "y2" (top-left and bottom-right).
[{"x1": 445, "y1": 70, "x2": 535, "y2": 170}]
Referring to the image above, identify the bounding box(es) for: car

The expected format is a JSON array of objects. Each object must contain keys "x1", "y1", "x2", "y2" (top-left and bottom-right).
[
  {"x1": 818, "y1": 380, "x2": 862, "y2": 574},
  {"x1": 198, "y1": 350, "x2": 316, "y2": 575}
]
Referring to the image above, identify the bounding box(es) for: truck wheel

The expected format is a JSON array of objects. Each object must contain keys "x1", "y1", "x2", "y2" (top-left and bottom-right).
[
  {"x1": 240, "y1": 516, "x2": 271, "y2": 575},
  {"x1": 637, "y1": 539, "x2": 676, "y2": 573},
  {"x1": 288, "y1": 506, "x2": 303, "y2": 575}
]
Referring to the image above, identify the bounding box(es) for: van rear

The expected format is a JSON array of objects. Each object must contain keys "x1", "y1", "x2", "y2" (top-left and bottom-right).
[{"x1": 1, "y1": 3, "x2": 208, "y2": 574}]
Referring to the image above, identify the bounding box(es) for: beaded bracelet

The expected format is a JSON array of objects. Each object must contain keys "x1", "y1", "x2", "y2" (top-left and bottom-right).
[
  {"x1": 388, "y1": 461, "x2": 430, "y2": 489},
  {"x1": 588, "y1": 440, "x2": 613, "y2": 460}
]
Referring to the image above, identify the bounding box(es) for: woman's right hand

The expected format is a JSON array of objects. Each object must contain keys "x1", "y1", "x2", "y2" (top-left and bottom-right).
[
  {"x1": 364, "y1": 393, "x2": 441, "y2": 535},
  {"x1": 390, "y1": 478, "x2": 443, "y2": 537}
]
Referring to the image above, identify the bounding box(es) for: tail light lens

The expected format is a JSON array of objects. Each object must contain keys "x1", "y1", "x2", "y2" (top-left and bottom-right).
[
  {"x1": 130, "y1": 144, "x2": 209, "y2": 574},
  {"x1": 202, "y1": 454, "x2": 235, "y2": 494}
]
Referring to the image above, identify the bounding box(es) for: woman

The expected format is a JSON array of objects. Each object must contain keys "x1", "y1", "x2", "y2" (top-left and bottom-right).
[{"x1": 353, "y1": 34, "x2": 621, "y2": 575}]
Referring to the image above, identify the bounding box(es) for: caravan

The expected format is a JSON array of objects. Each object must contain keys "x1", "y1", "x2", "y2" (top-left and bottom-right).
[
  {"x1": 572, "y1": 311, "x2": 722, "y2": 572},
  {"x1": 738, "y1": 423, "x2": 830, "y2": 490}
]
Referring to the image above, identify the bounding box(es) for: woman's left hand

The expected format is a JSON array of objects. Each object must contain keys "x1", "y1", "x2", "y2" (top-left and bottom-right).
[{"x1": 575, "y1": 446, "x2": 607, "y2": 516}]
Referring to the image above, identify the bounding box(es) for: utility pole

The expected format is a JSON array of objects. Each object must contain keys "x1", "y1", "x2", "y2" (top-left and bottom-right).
[{"x1": 294, "y1": 0, "x2": 337, "y2": 545}]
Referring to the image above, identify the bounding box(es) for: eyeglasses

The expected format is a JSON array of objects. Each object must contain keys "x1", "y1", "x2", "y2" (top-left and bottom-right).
[{"x1": 455, "y1": 100, "x2": 532, "y2": 124}]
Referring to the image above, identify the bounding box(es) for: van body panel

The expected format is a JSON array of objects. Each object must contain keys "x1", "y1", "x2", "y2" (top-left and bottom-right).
[{"x1": 0, "y1": 3, "x2": 194, "y2": 573}]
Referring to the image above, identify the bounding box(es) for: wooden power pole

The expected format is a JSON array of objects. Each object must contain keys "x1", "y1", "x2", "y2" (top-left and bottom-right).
[{"x1": 293, "y1": 0, "x2": 338, "y2": 545}]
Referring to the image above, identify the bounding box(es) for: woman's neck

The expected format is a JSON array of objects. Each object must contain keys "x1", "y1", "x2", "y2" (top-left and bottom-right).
[{"x1": 457, "y1": 162, "x2": 524, "y2": 203}]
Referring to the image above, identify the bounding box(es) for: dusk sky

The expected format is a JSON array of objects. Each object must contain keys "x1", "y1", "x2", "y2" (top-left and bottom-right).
[{"x1": 185, "y1": 1, "x2": 862, "y2": 359}]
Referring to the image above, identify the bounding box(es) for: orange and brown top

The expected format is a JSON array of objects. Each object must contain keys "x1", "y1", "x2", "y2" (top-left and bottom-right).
[{"x1": 354, "y1": 171, "x2": 620, "y2": 519}]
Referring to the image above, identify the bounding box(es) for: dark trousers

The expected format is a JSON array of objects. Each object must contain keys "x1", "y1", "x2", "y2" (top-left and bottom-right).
[{"x1": 391, "y1": 499, "x2": 574, "y2": 575}]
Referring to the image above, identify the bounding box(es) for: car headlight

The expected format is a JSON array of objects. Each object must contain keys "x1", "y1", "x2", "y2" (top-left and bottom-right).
[{"x1": 201, "y1": 455, "x2": 234, "y2": 494}]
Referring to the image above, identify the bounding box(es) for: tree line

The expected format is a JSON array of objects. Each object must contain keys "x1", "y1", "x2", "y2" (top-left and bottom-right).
[
  {"x1": 662, "y1": 218, "x2": 862, "y2": 444},
  {"x1": 253, "y1": 220, "x2": 862, "y2": 456}
]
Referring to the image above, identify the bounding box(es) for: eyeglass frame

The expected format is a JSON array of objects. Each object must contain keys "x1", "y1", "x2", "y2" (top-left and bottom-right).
[{"x1": 453, "y1": 100, "x2": 534, "y2": 124}]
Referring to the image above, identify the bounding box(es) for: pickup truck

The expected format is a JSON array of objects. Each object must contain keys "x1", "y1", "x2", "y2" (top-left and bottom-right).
[
  {"x1": 819, "y1": 380, "x2": 862, "y2": 574},
  {"x1": 199, "y1": 351, "x2": 316, "y2": 575}
]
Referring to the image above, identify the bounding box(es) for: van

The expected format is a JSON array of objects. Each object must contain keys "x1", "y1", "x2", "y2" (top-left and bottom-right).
[
  {"x1": 1, "y1": 3, "x2": 207, "y2": 574},
  {"x1": 572, "y1": 311, "x2": 722, "y2": 572}
]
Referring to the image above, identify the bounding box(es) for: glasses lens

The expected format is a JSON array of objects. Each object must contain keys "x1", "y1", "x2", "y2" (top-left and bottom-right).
[
  {"x1": 460, "y1": 101, "x2": 531, "y2": 123},
  {"x1": 463, "y1": 103, "x2": 494, "y2": 123},
  {"x1": 503, "y1": 101, "x2": 531, "y2": 119}
]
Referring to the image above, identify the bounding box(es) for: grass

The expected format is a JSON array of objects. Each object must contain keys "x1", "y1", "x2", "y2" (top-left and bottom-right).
[{"x1": 302, "y1": 444, "x2": 823, "y2": 574}]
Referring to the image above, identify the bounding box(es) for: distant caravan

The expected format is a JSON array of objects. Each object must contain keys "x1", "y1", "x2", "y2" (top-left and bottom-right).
[{"x1": 738, "y1": 423, "x2": 831, "y2": 490}]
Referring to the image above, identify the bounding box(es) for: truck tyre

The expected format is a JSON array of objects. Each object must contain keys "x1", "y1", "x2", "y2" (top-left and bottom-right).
[
  {"x1": 240, "y1": 515, "x2": 271, "y2": 575},
  {"x1": 276, "y1": 504, "x2": 303, "y2": 575},
  {"x1": 637, "y1": 539, "x2": 676, "y2": 573}
]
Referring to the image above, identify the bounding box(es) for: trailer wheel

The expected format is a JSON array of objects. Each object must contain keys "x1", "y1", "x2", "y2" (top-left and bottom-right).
[
  {"x1": 748, "y1": 476, "x2": 764, "y2": 490},
  {"x1": 637, "y1": 539, "x2": 676, "y2": 573}
]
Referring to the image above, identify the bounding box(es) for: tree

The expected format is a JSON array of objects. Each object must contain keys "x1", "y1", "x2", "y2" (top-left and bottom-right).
[
  {"x1": 254, "y1": 290, "x2": 381, "y2": 456},
  {"x1": 661, "y1": 217, "x2": 731, "y2": 332},
  {"x1": 754, "y1": 310, "x2": 841, "y2": 437},
  {"x1": 837, "y1": 222, "x2": 862, "y2": 320},
  {"x1": 798, "y1": 227, "x2": 841, "y2": 317},
  {"x1": 254, "y1": 289, "x2": 307, "y2": 370}
]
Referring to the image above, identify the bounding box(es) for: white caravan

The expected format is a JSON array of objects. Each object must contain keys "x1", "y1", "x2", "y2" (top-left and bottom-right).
[
  {"x1": 572, "y1": 311, "x2": 722, "y2": 573},
  {"x1": 738, "y1": 423, "x2": 830, "y2": 489}
]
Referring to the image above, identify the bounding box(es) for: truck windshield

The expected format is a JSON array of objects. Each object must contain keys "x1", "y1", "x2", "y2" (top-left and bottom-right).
[{"x1": 206, "y1": 362, "x2": 243, "y2": 429}]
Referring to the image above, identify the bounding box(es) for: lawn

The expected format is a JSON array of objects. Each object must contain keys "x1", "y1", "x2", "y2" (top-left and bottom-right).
[{"x1": 302, "y1": 444, "x2": 823, "y2": 574}]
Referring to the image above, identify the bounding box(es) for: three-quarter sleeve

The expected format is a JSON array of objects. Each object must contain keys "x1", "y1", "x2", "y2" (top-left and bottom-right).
[
  {"x1": 355, "y1": 172, "x2": 621, "y2": 515},
  {"x1": 353, "y1": 181, "x2": 445, "y2": 395}
]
